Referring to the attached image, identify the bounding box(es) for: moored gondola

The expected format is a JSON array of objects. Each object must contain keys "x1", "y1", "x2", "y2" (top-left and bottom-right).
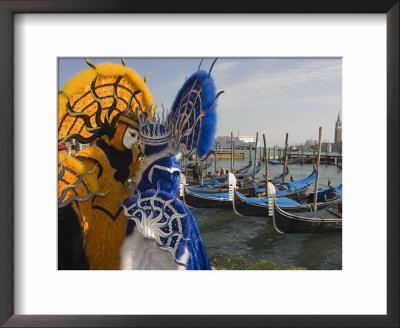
[
  {"x1": 234, "y1": 160, "x2": 253, "y2": 174},
  {"x1": 182, "y1": 173, "x2": 236, "y2": 208},
  {"x1": 187, "y1": 168, "x2": 286, "y2": 197},
  {"x1": 233, "y1": 187, "x2": 310, "y2": 217},
  {"x1": 268, "y1": 159, "x2": 281, "y2": 165},
  {"x1": 272, "y1": 201, "x2": 342, "y2": 233},
  {"x1": 236, "y1": 162, "x2": 261, "y2": 179},
  {"x1": 252, "y1": 169, "x2": 316, "y2": 201},
  {"x1": 298, "y1": 184, "x2": 342, "y2": 204},
  {"x1": 232, "y1": 174, "x2": 342, "y2": 217},
  {"x1": 235, "y1": 167, "x2": 289, "y2": 196},
  {"x1": 194, "y1": 162, "x2": 261, "y2": 187},
  {"x1": 267, "y1": 167, "x2": 289, "y2": 183}
]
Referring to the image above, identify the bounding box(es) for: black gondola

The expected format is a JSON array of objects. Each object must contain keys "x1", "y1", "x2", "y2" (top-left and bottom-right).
[
  {"x1": 183, "y1": 188, "x2": 232, "y2": 208},
  {"x1": 234, "y1": 167, "x2": 289, "y2": 196},
  {"x1": 233, "y1": 179, "x2": 342, "y2": 217},
  {"x1": 193, "y1": 160, "x2": 252, "y2": 187},
  {"x1": 298, "y1": 184, "x2": 342, "y2": 205},
  {"x1": 268, "y1": 166, "x2": 289, "y2": 183},
  {"x1": 253, "y1": 169, "x2": 317, "y2": 201},
  {"x1": 234, "y1": 160, "x2": 252, "y2": 174},
  {"x1": 196, "y1": 162, "x2": 261, "y2": 187},
  {"x1": 189, "y1": 165, "x2": 284, "y2": 195},
  {"x1": 272, "y1": 201, "x2": 342, "y2": 233},
  {"x1": 182, "y1": 174, "x2": 236, "y2": 208},
  {"x1": 232, "y1": 187, "x2": 309, "y2": 217},
  {"x1": 236, "y1": 162, "x2": 261, "y2": 179}
]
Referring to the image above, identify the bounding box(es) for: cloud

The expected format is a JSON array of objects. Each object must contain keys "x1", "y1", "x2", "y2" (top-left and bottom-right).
[
  {"x1": 213, "y1": 59, "x2": 342, "y2": 143},
  {"x1": 212, "y1": 60, "x2": 240, "y2": 79},
  {"x1": 217, "y1": 60, "x2": 341, "y2": 110}
]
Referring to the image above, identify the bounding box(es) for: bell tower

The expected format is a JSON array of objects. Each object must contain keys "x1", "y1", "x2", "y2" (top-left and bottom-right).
[{"x1": 334, "y1": 110, "x2": 342, "y2": 144}]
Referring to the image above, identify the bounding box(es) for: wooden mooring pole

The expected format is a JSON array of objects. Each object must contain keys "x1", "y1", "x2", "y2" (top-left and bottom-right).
[
  {"x1": 313, "y1": 127, "x2": 323, "y2": 212},
  {"x1": 263, "y1": 134, "x2": 269, "y2": 198},
  {"x1": 253, "y1": 132, "x2": 259, "y2": 179},
  {"x1": 283, "y1": 133, "x2": 288, "y2": 182},
  {"x1": 231, "y1": 132, "x2": 235, "y2": 173}
]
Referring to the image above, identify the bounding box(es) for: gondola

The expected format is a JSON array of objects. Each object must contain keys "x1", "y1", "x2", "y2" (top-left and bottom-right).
[
  {"x1": 272, "y1": 201, "x2": 342, "y2": 233},
  {"x1": 236, "y1": 162, "x2": 261, "y2": 179},
  {"x1": 233, "y1": 187, "x2": 310, "y2": 217},
  {"x1": 195, "y1": 162, "x2": 262, "y2": 187},
  {"x1": 268, "y1": 159, "x2": 281, "y2": 165},
  {"x1": 267, "y1": 166, "x2": 289, "y2": 183},
  {"x1": 182, "y1": 173, "x2": 236, "y2": 208},
  {"x1": 233, "y1": 186, "x2": 341, "y2": 217},
  {"x1": 253, "y1": 169, "x2": 317, "y2": 200},
  {"x1": 234, "y1": 167, "x2": 289, "y2": 196},
  {"x1": 298, "y1": 184, "x2": 342, "y2": 204},
  {"x1": 190, "y1": 166, "x2": 289, "y2": 196},
  {"x1": 232, "y1": 174, "x2": 342, "y2": 217},
  {"x1": 199, "y1": 174, "x2": 229, "y2": 187},
  {"x1": 234, "y1": 160, "x2": 252, "y2": 174}
]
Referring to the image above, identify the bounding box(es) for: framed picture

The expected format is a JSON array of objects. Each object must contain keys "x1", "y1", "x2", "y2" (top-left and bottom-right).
[{"x1": 1, "y1": 1, "x2": 398, "y2": 327}]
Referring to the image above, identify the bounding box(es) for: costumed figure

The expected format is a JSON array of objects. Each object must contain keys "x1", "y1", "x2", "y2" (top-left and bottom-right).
[
  {"x1": 120, "y1": 60, "x2": 224, "y2": 270},
  {"x1": 58, "y1": 59, "x2": 154, "y2": 269}
]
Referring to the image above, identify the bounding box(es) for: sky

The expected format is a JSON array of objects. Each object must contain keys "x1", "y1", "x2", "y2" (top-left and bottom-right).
[{"x1": 58, "y1": 57, "x2": 341, "y2": 147}]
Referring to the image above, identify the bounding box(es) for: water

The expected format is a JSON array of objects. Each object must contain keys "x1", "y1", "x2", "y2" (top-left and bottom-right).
[{"x1": 192, "y1": 157, "x2": 342, "y2": 270}]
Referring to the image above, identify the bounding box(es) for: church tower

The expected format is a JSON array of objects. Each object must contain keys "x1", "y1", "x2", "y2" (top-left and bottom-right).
[{"x1": 334, "y1": 110, "x2": 342, "y2": 144}]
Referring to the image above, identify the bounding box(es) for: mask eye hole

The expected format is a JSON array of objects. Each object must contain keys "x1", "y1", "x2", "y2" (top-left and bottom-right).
[{"x1": 128, "y1": 129, "x2": 138, "y2": 139}]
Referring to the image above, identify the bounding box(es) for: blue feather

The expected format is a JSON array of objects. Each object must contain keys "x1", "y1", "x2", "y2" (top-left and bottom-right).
[{"x1": 170, "y1": 70, "x2": 218, "y2": 158}]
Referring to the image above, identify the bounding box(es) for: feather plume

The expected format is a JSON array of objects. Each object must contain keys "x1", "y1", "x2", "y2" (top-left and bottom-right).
[{"x1": 170, "y1": 70, "x2": 218, "y2": 159}]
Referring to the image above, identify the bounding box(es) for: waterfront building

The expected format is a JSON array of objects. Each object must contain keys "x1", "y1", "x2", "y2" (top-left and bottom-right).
[
  {"x1": 238, "y1": 136, "x2": 255, "y2": 143},
  {"x1": 214, "y1": 135, "x2": 255, "y2": 148}
]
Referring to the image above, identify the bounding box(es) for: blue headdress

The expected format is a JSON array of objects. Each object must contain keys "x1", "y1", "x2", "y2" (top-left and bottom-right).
[
  {"x1": 138, "y1": 59, "x2": 223, "y2": 159},
  {"x1": 169, "y1": 59, "x2": 224, "y2": 159},
  {"x1": 138, "y1": 108, "x2": 173, "y2": 146}
]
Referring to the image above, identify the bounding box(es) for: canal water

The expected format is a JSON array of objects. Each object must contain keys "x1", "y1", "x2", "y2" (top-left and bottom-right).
[{"x1": 190, "y1": 157, "x2": 343, "y2": 270}]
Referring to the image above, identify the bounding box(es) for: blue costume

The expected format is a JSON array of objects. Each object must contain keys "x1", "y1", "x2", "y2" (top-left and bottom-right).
[
  {"x1": 123, "y1": 149, "x2": 211, "y2": 269},
  {"x1": 121, "y1": 62, "x2": 223, "y2": 270}
]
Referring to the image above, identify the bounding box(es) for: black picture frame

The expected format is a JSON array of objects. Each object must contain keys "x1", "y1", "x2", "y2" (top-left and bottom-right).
[{"x1": 1, "y1": 1, "x2": 398, "y2": 327}]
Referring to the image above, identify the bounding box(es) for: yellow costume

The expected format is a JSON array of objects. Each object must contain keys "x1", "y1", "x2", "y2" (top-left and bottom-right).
[{"x1": 58, "y1": 60, "x2": 153, "y2": 269}]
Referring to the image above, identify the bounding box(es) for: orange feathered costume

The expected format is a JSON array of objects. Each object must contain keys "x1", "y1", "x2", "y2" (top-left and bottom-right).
[{"x1": 58, "y1": 60, "x2": 153, "y2": 269}]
